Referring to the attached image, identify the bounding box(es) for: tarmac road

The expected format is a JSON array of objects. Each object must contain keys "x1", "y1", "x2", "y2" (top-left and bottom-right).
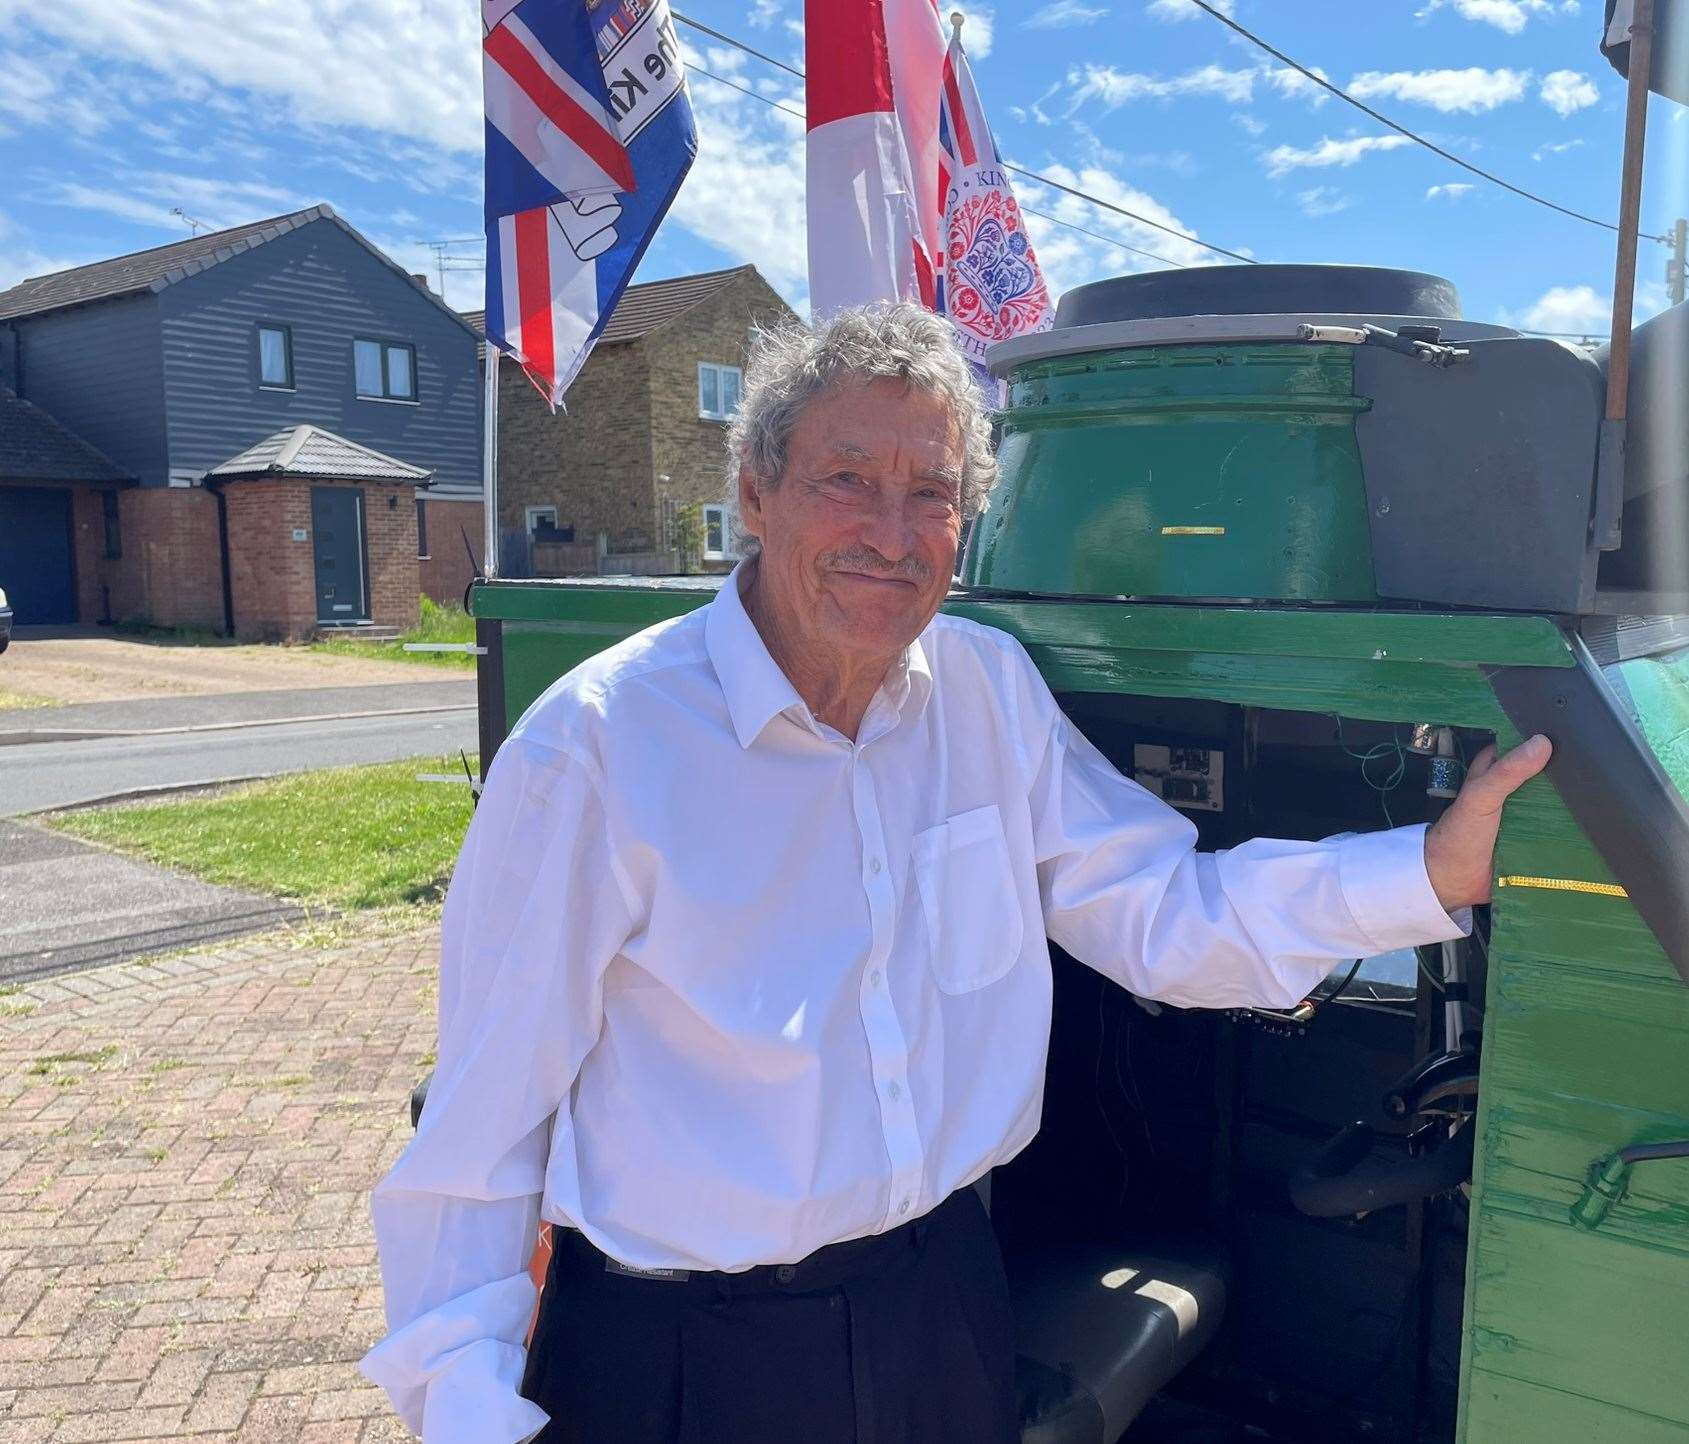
[{"x1": 0, "y1": 705, "x2": 480, "y2": 816}]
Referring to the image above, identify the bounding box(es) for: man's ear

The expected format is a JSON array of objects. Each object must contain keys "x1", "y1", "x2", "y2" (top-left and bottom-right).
[{"x1": 737, "y1": 464, "x2": 766, "y2": 543}]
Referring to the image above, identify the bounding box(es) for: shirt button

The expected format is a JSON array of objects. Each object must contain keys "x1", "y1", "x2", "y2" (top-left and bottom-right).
[
  {"x1": 869, "y1": 969, "x2": 882, "y2": 987},
  {"x1": 899, "y1": 1198, "x2": 911, "y2": 1215},
  {"x1": 869, "y1": 857, "x2": 883, "y2": 875},
  {"x1": 886, "y1": 1080, "x2": 902, "y2": 1101}
]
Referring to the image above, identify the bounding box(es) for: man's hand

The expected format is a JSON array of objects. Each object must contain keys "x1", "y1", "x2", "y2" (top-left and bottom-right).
[{"x1": 1423, "y1": 734, "x2": 1553, "y2": 912}]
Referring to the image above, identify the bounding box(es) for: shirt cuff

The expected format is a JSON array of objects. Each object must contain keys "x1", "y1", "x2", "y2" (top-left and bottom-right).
[
  {"x1": 384, "y1": 1337, "x2": 545, "y2": 1444},
  {"x1": 1335, "y1": 824, "x2": 1471, "y2": 955}
]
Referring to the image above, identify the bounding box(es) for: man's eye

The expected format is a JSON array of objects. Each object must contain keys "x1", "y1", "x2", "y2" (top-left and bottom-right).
[{"x1": 831, "y1": 472, "x2": 863, "y2": 487}]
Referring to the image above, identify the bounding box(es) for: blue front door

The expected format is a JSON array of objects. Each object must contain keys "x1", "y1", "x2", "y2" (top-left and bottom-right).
[
  {"x1": 310, "y1": 486, "x2": 368, "y2": 623},
  {"x1": 0, "y1": 485, "x2": 76, "y2": 624}
]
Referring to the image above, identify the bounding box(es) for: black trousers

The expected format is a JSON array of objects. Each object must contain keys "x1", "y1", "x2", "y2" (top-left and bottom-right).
[{"x1": 520, "y1": 1186, "x2": 1019, "y2": 1444}]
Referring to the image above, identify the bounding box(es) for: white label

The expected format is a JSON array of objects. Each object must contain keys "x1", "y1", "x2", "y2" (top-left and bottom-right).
[{"x1": 292, "y1": 528, "x2": 308, "y2": 542}]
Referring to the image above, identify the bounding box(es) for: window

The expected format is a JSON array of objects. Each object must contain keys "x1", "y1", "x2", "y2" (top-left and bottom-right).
[
  {"x1": 701, "y1": 503, "x2": 732, "y2": 560},
  {"x1": 354, "y1": 338, "x2": 417, "y2": 401},
  {"x1": 698, "y1": 362, "x2": 742, "y2": 421},
  {"x1": 101, "y1": 490, "x2": 122, "y2": 560},
  {"x1": 526, "y1": 505, "x2": 559, "y2": 538},
  {"x1": 416, "y1": 499, "x2": 429, "y2": 559},
  {"x1": 257, "y1": 325, "x2": 293, "y2": 388}
]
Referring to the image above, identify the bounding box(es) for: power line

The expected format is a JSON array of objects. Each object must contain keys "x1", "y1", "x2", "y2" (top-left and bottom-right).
[
  {"x1": 674, "y1": 10, "x2": 1253, "y2": 266},
  {"x1": 1185, "y1": 0, "x2": 1668, "y2": 244},
  {"x1": 686, "y1": 63, "x2": 1201, "y2": 270}
]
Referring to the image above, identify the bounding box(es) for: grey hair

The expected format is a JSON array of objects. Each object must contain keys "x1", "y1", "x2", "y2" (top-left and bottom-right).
[{"x1": 724, "y1": 303, "x2": 997, "y2": 550}]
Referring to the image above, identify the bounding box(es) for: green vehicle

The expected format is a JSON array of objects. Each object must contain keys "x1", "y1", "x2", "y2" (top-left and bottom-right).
[{"x1": 463, "y1": 260, "x2": 1689, "y2": 1443}]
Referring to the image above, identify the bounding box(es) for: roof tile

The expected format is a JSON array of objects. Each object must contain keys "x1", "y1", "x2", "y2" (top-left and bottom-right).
[{"x1": 0, "y1": 387, "x2": 132, "y2": 484}]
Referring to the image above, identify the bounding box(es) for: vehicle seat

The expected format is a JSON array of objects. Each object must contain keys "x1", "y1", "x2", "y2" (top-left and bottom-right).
[{"x1": 1010, "y1": 1239, "x2": 1229, "y2": 1444}]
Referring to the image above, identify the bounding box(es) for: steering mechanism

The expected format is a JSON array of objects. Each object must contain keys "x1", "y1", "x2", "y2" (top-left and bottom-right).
[{"x1": 1289, "y1": 1048, "x2": 1480, "y2": 1219}]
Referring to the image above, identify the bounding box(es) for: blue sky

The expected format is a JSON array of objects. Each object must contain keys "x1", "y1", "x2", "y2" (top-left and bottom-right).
[{"x1": 1, "y1": 0, "x2": 1683, "y2": 338}]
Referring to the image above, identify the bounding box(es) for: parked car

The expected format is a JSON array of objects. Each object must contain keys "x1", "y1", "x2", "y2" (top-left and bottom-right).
[{"x1": 0, "y1": 585, "x2": 11, "y2": 653}]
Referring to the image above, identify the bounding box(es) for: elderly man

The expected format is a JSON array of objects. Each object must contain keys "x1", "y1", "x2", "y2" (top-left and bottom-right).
[{"x1": 363, "y1": 304, "x2": 1548, "y2": 1443}]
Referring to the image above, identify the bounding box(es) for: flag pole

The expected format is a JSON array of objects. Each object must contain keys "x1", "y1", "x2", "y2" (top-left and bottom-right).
[{"x1": 482, "y1": 345, "x2": 501, "y2": 579}]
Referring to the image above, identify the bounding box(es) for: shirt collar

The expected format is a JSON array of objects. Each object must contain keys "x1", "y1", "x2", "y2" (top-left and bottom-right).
[{"x1": 705, "y1": 560, "x2": 934, "y2": 749}]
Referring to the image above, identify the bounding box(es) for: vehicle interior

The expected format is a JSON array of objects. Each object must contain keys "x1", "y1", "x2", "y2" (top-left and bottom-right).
[{"x1": 992, "y1": 695, "x2": 1492, "y2": 1444}]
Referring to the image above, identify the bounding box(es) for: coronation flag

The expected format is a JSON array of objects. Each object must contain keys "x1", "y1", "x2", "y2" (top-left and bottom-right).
[
  {"x1": 483, "y1": 0, "x2": 696, "y2": 407},
  {"x1": 936, "y1": 26, "x2": 1051, "y2": 392}
]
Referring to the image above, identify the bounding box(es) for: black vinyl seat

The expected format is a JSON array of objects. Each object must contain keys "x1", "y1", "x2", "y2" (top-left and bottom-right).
[{"x1": 1010, "y1": 1239, "x2": 1230, "y2": 1444}]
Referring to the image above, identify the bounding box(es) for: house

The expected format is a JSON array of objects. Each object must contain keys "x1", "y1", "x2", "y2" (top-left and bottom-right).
[
  {"x1": 0, "y1": 205, "x2": 483, "y2": 640},
  {"x1": 464, "y1": 263, "x2": 796, "y2": 577}
]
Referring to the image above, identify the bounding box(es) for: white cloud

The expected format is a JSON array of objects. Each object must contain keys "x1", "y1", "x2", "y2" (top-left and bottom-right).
[
  {"x1": 1540, "y1": 69, "x2": 1600, "y2": 115},
  {"x1": 1263, "y1": 66, "x2": 1332, "y2": 107},
  {"x1": 1298, "y1": 186, "x2": 1351, "y2": 218},
  {"x1": 1426, "y1": 182, "x2": 1476, "y2": 199},
  {"x1": 1147, "y1": 0, "x2": 1233, "y2": 19},
  {"x1": 951, "y1": 4, "x2": 994, "y2": 57},
  {"x1": 1067, "y1": 61, "x2": 1259, "y2": 110},
  {"x1": 664, "y1": 51, "x2": 809, "y2": 302},
  {"x1": 1417, "y1": 0, "x2": 1557, "y2": 34},
  {"x1": 1518, "y1": 283, "x2": 1609, "y2": 332},
  {"x1": 1347, "y1": 67, "x2": 1529, "y2": 113},
  {"x1": 1011, "y1": 162, "x2": 1235, "y2": 300},
  {"x1": 5, "y1": 0, "x2": 482, "y2": 155},
  {"x1": 40, "y1": 172, "x2": 314, "y2": 233},
  {"x1": 0, "y1": 47, "x2": 119, "y2": 137},
  {"x1": 1024, "y1": 0, "x2": 1110, "y2": 27},
  {"x1": 747, "y1": 0, "x2": 782, "y2": 29},
  {"x1": 1532, "y1": 136, "x2": 1586, "y2": 159},
  {"x1": 1264, "y1": 134, "x2": 1413, "y2": 177},
  {"x1": 1233, "y1": 112, "x2": 1267, "y2": 136}
]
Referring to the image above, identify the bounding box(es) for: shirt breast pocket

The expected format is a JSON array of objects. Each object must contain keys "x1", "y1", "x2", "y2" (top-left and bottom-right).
[{"x1": 913, "y1": 804, "x2": 1025, "y2": 994}]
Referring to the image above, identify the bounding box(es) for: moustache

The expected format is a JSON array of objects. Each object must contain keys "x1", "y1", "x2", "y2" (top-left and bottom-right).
[{"x1": 820, "y1": 546, "x2": 935, "y2": 585}]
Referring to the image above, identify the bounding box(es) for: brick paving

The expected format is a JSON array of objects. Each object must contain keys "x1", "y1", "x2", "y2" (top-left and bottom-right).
[{"x1": 0, "y1": 929, "x2": 440, "y2": 1441}]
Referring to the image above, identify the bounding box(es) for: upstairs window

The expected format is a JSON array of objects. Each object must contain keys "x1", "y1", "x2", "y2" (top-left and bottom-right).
[
  {"x1": 698, "y1": 362, "x2": 742, "y2": 421},
  {"x1": 257, "y1": 325, "x2": 293, "y2": 388},
  {"x1": 355, "y1": 338, "x2": 417, "y2": 401}
]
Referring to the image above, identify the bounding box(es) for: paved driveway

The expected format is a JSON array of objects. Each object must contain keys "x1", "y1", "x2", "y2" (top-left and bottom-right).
[
  {"x1": 0, "y1": 822, "x2": 306, "y2": 986},
  {"x1": 0, "y1": 926, "x2": 436, "y2": 1441}
]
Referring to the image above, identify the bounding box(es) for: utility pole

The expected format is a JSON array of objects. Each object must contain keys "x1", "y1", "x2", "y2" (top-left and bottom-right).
[{"x1": 1669, "y1": 217, "x2": 1687, "y2": 306}]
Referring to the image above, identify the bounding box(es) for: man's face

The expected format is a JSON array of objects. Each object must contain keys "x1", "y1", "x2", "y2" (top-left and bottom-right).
[{"x1": 739, "y1": 379, "x2": 964, "y2": 665}]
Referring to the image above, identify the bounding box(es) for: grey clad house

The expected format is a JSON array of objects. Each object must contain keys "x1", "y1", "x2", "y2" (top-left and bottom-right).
[{"x1": 0, "y1": 205, "x2": 484, "y2": 638}]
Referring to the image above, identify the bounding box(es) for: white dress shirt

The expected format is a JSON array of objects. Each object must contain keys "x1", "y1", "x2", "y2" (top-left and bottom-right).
[{"x1": 362, "y1": 564, "x2": 1466, "y2": 1442}]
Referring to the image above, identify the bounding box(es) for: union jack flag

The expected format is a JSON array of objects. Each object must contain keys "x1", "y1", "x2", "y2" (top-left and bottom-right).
[{"x1": 483, "y1": 0, "x2": 695, "y2": 407}]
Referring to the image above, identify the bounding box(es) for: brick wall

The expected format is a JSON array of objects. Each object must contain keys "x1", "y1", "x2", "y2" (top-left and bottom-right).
[
  {"x1": 76, "y1": 486, "x2": 223, "y2": 630},
  {"x1": 489, "y1": 270, "x2": 796, "y2": 575},
  {"x1": 649, "y1": 271, "x2": 796, "y2": 533},
  {"x1": 494, "y1": 341, "x2": 655, "y2": 556},
  {"x1": 223, "y1": 479, "x2": 419, "y2": 641},
  {"x1": 417, "y1": 495, "x2": 484, "y2": 608}
]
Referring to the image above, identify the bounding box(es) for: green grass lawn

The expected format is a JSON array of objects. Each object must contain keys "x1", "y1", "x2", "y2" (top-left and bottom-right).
[
  {"x1": 51, "y1": 756, "x2": 478, "y2": 910},
  {"x1": 311, "y1": 596, "x2": 477, "y2": 670}
]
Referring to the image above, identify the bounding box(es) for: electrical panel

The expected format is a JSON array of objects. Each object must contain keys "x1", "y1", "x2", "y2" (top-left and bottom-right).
[{"x1": 1132, "y1": 744, "x2": 1225, "y2": 813}]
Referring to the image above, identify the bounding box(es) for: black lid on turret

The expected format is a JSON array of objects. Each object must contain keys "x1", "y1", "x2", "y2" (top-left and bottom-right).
[{"x1": 1055, "y1": 264, "x2": 1463, "y2": 328}]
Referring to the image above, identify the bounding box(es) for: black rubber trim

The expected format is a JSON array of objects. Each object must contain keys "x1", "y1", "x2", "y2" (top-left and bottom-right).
[
  {"x1": 1484, "y1": 637, "x2": 1689, "y2": 989},
  {"x1": 475, "y1": 612, "x2": 507, "y2": 782}
]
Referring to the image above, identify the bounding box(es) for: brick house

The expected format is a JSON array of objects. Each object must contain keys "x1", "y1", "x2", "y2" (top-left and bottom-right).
[
  {"x1": 0, "y1": 205, "x2": 483, "y2": 639},
  {"x1": 464, "y1": 264, "x2": 795, "y2": 576}
]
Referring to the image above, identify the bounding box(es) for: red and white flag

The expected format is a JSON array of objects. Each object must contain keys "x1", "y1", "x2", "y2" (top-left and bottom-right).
[{"x1": 804, "y1": 0, "x2": 947, "y2": 317}]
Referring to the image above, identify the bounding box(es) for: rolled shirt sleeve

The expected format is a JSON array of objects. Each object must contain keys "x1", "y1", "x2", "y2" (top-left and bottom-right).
[
  {"x1": 360, "y1": 734, "x2": 639, "y2": 1442},
  {"x1": 1018, "y1": 658, "x2": 1468, "y2": 1011}
]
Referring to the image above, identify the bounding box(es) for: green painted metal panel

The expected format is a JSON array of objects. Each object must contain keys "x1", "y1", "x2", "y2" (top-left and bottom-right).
[{"x1": 963, "y1": 345, "x2": 1380, "y2": 602}]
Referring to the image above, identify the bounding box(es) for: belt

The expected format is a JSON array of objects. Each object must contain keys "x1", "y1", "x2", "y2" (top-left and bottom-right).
[{"x1": 558, "y1": 1187, "x2": 973, "y2": 1300}]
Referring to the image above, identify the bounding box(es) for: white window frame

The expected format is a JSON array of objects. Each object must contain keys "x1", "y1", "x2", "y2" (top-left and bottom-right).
[
  {"x1": 525, "y1": 505, "x2": 559, "y2": 537},
  {"x1": 698, "y1": 362, "x2": 742, "y2": 422},
  {"x1": 701, "y1": 503, "x2": 733, "y2": 561}
]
